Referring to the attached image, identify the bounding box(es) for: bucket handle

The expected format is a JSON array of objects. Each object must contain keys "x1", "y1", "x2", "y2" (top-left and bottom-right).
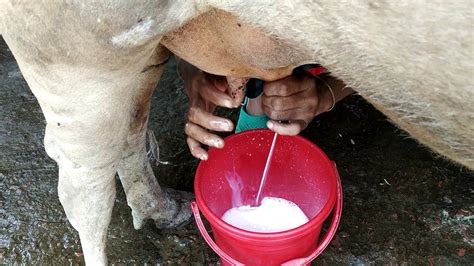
[
  {"x1": 191, "y1": 201, "x2": 243, "y2": 265},
  {"x1": 191, "y1": 162, "x2": 343, "y2": 266}
]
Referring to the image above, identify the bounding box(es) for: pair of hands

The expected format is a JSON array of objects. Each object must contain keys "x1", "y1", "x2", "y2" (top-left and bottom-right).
[{"x1": 180, "y1": 61, "x2": 332, "y2": 160}]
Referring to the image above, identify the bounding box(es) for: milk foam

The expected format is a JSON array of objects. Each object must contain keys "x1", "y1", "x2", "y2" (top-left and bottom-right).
[{"x1": 221, "y1": 197, "x2": 309, "y2": 233}]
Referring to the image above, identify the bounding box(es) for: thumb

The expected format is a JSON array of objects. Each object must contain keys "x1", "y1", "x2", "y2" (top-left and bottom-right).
[
  {"x1": 226, "y1": 77, "x2": 248, "y2": 108},
  {"x1": 266, "y1": 120, "x2": 307, "y2": 136}
]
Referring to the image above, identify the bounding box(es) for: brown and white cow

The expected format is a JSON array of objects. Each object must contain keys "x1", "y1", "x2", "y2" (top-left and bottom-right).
[{"x1": 1, "y1": 0, "x2": 472, "y2": 264}]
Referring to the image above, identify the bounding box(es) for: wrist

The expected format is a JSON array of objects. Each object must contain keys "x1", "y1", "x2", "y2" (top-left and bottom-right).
[
  {"x1": 314, "y1": 76, "x2": 335, "y2": 115},
  {"x1": 315, "y1": 75, "x2": 354, "y2": 114}
]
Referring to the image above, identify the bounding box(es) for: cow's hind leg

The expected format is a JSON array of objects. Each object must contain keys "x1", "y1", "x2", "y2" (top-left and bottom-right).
[
  {"x1": 56, "y1": 158, "x2": 116, "y2": 265},
  {"x1": 3, "y1": 42, "x2": 163, "y2": 265},
  {"x1": 25, "y1": 69, "x2": 137, "y2": 265},
  {"x1": 10, "y1": 60, "x2": 190, "y2": 264},
  {"x1": 116, "y1": 63, "x2": 192, "y2": 230}
]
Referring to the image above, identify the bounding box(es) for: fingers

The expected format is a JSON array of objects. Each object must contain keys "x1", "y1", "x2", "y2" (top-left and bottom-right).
[
  {"x1": 262, "y1": 91, "x2": 314, "y2": 112},
  {"x1": 266, "y1": 120, "x2": 308, "y2": 136},
  {"x1": 189, "y1": 72, "x2": 236, "y2": 109},
  {"x1": 262, "y1": 94, "x2": 314, "y2": 121},
  {"x1": 184, "y1": 72, "x2": 240, "y2": 161},
  {"x1": 185, "y1": 105, "x2": 230, "y2": 161},
  {"x1": 262, "y1": 106, "x2": 309, "y2": 121},
  {"x1": 186, "y1": 137, "x2": 209, "y2": 160},
  {"x1": 188, "y1": 106, "x2": 234, "y2": 132},
  {"x1": 209, "y1": 74, "x2": 229, "y2": 92},
  {"x1": 261, "y1": 74, "x2": 318, "y2": 121},
  {"x1": 263, "y1": 76, "x2": 303, "y2": 97},
  {"x1": 185, "y1": 122, "x2": 224, "y2": 148},
  {"x1": 199, "y1": 84, "x2": 234, "y2": 109}
]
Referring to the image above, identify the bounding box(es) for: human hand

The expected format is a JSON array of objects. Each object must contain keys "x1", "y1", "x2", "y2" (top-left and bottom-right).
[
  {"x1": 262, "y1": 74, "x2": 334, "y2": 135},
  {"x1": 179, "y1": 60, "x2": 245, "y2": 160}
]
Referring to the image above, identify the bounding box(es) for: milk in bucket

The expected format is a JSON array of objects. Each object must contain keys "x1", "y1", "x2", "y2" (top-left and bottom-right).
[{"x1": 221, "y1": 196, "x2": 309, "y2": 233}]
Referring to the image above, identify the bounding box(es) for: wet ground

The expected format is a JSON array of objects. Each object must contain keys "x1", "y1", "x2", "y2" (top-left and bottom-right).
[{"x1": 1, "y1": 37, "x2": 473, "y2": 265}]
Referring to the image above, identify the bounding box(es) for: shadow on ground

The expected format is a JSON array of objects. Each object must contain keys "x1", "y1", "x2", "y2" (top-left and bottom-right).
[{"x1": 1, "y1": 37, "x2": 472, "y2": 265}]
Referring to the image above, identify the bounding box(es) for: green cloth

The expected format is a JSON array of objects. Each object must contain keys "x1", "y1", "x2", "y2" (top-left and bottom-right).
[{"x1": 235, "y1": 98, "x2": 269, "y2": 133}]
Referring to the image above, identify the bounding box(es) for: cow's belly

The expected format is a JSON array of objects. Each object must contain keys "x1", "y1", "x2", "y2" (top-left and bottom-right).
[{"x1": 161, "y1": 9, "x2": 308, "y2": 81}]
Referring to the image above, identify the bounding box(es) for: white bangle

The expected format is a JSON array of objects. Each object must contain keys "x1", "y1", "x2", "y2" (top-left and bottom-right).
[{"x1": 314, "y1": 75, "x2": 336, "y2": 112}]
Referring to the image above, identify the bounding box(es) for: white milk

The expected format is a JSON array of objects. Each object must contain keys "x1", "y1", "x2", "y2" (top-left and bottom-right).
[{"x1": 221, "y1": 197, "x2": 309, "y2": 233}]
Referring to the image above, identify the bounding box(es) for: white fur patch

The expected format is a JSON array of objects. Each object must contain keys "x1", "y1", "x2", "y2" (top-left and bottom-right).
[{"x1": 111, "y1": 17, "x2": 154, "y2": 47}]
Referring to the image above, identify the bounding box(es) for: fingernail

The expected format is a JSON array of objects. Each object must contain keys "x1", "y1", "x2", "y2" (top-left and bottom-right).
[
  {"x1": 225, "y1": 121, "x2": 233, "y2": 131},
  {"x1": 267, "y1": 121, "x2": 273, "y2": 129},
  {"x1": 200, "y1": 154, "x2": 208, "y2": 160},
  {"x1": 216, "y1": 139, "x2": 224, "y2": 148},
  {"x1": 211, "y1": 121, "x2": 232, "y2": 131},
  {"x1": 225, "y1": 100, "x2": 234, "y2": 108},
  {"x1": 209, "y1": 138, "x2": 223, "y2": 148}
]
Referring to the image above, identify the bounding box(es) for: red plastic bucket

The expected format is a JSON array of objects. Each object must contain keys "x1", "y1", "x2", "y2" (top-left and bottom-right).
[{"x1": 192, "y1": 129, "x2": 342, "y2": 265}]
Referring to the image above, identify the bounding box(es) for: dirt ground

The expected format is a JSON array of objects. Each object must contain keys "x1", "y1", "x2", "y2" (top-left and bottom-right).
[{"x1": 1, "y1": 37, "x2": 473, "y2": 265}]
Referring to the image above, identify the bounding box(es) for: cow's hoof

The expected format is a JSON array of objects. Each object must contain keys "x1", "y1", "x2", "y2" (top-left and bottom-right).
[{"x1": 154, "y1": 188, "x2": 194, "y2": 229}]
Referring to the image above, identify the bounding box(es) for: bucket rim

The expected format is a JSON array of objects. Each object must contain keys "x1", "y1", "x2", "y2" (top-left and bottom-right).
[{"x1": 194, "y1": 129, "x2": 338, "y2": 240}]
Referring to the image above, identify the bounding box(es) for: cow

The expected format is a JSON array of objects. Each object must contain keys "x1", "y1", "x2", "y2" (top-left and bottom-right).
[{"x1": 1, "y1": 0, "x2": 472, "y2": 264}]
